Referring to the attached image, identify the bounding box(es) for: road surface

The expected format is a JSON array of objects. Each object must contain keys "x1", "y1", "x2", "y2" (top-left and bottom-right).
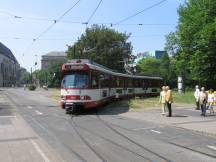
[{"x1": 1, "y1": 88, "x2": 216, "y2": 162}]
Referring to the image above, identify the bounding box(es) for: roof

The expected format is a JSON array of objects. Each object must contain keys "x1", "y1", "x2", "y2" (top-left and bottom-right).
[
  {"x1": 0, "y1": 42, "x2": 18, "y2": 63},
  {"x1": 65, "y1": 59, "x2": 162, "y2": 80},
  {"x1": 42, "y1": 51, "x2": 67, "y2": 57},
  {"x1": 87, "y1": 63, "x2": 162, "y2": 80}
]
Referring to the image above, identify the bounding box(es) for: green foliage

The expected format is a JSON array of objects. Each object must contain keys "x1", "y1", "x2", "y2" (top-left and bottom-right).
[
  {"x1": 168, "y1": 0, "x2": 216, "y2": 88},
  {"x1": 136, "y1": 57, "x2": 161, "y2": 75},
  {"x1": 20, "y1": 72, "x2": 31, "y2": 84},
  {"x1": 67, "y1": 25, "x2": 132, "y2": 72},
  {"x1": 136, "y1": 55, "x2": 177, "y2": 87},
  {"x1": 46, "y1": 61, "x2": 64, "y2": 87},
  {"x1": 32, "y1": 61, "x2": 64, "y2": 88},
  {"x1": 165, "y1": 32, "x2": 180, "y2": 56},
  {"x1": 28, "y1": 84, "x2": 36, "y2": 91}
]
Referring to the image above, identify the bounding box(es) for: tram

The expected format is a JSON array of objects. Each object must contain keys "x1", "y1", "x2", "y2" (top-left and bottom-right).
[{"x1": 60, "y1": 59, "x2": 162, "y2": 113}]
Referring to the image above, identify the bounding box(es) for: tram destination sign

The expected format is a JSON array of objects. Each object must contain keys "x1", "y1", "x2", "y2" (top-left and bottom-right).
[{"x1": 65, "y1": 64, "x2": 84, "y2": 70}]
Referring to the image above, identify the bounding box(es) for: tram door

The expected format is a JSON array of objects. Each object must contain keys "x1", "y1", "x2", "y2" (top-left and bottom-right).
[{"x1": 99, "y1": 74, "x2": 110, "y2": 99}]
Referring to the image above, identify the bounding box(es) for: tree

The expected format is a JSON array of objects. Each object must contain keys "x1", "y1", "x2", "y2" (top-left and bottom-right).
[
  {"x1": 67, "y1": 25, "x2": 132, "y2": 72},
  {"x1": 165, "y1": 32, "x2": 180, "y2": 56},
  {"x1": 136, "y1": 58, "x2": 161, "y2": 76},
  {"x1": 33, "y1": 69, "x2": 47, "y2": 86},
  {"x1": 164, "y1": 0, "x2": 216, "y2": 88},
  {"x1": 20, "y1": 71, "x2": 31, "y2": 84},
  {"x1": 46, "y1": 61, "x2": 64, "y2": 87},
  {"x1": 32, "y1": 61, "x2": 64, "y2": 88},
  {"x1": 159, "y1": 53, "x2": 170, "y2": 84}
]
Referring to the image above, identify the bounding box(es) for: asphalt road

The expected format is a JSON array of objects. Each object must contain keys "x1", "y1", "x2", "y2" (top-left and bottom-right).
[{"x1": 2, "y1": 88, "x2": 216, "y2": 162}]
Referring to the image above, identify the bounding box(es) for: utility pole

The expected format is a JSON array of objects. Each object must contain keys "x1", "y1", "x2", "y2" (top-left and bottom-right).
[
  {"x1": 34, "y1": 54, "x2": 37, "y2": 71},
  {"x1": 30, "y1": 67, "x2": 32, "y2": 84}
]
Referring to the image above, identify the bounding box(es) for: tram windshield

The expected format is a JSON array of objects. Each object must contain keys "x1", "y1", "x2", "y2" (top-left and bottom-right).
[{"x1": 61, "y1": 72, "x2": 89, "y2": 88}]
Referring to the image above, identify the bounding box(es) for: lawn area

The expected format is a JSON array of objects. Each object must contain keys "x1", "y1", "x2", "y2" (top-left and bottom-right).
[
  {"x1": 49, "y1": 88, "x2": 61, "y2": 101},
  {"x1": 49, "y1": 89, "x2": 195, "y2": 110},
  {"x1": 109, "y1": 91, "x2": 194, "y2": 110}
]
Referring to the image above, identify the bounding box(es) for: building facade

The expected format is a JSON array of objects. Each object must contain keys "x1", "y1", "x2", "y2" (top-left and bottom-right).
[
  {"x1": 41, "y1": 51, "x2": 67, "y2": 70},
  {"x1": 0, "y1": 42, "x2": 20, "y2": 87},
  {"x1": 134, "y1": 50, "x2": 167, "y2": 64}
]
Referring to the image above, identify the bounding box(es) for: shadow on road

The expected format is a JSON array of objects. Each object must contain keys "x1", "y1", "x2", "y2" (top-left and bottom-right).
[{"x1": 72, "y1": 100, "x2": 130, "y2": 116}]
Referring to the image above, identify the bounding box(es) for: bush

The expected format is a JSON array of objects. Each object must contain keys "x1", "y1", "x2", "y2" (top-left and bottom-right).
[{"x1": 28, "y1": 84, "x2": 36, "y2": 91}]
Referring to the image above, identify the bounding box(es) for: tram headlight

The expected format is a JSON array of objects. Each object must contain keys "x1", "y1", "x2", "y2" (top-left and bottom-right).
[
  {"x1": 80, "y1": 95, "x2": 91, "y2": 100},
  {"x1": 80, "y1": 96, "x2": 85, "y2": 100}
]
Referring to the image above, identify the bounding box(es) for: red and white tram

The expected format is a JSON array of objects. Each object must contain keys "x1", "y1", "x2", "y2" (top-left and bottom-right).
[{"x1": 60, "y1": 59, "x2": 162, "y2": 113}]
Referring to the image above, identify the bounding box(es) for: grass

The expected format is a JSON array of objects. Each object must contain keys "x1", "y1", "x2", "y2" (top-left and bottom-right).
[
  {"x1": 49, "y1": 89, "x2": 195, "y2": 110},
  {"x1": 110, "y1": 91, "x2": 194, "y2": 110},
  {"x1": 49, "y1": 89, "x2": 61, "y2": 101}
]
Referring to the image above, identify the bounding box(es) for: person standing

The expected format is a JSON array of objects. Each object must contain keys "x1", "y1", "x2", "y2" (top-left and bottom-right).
[
  {"x1": 165, "y1": 86, "x2": 173, "y2": 117},
  {"x1": 194, "y1": 85, "x2": 200, "y2": 110},
  {"x1": 199, "y1": 87, "x2": 208, "y2": 116},
  {"x1": 207, "y1": 89, "x2": 214, "y2": 114},
  {"x1": 159, "y1": 86, "x2": 167, "y2": 115}
]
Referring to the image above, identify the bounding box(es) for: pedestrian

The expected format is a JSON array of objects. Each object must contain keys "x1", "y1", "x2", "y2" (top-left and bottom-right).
[
  {"x1": 165, "y1": 86, "x2": 173, "y2": 117},
  {"x1": 159, "y1": 86, "x2": 167, "y2": 115},
  {"x1": 24, "y1": 84, "x2": 26, "y2": 90},
  {"x1": 214, "y1": 91, "x2": 216, "y2": 105},
  {"x1": 207, "y1": 89, "x2": 214, "y2": 114},
  {"x1": 199, "y1": 87, "x2": 208, "y2": 116},
  {"x1": 194, "y1": 85, "x2": 200, "y2": 110}
]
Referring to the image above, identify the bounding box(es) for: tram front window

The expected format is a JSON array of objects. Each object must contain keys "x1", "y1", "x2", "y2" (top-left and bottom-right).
[{"x1": 61, "y1": 72, "x2": 89, "y2": 88}]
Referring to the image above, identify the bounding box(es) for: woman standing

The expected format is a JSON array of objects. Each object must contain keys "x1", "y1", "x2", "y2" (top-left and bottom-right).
[
  {"x1": 207, "y1": 89, "x2": 214, "y2": 114},
  {"x1": 159, "y1": 86, "x2": 167, "y2": 115}
]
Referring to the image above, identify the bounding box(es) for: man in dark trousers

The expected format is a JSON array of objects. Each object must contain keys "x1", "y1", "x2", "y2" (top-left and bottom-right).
[{"x1": 165, "y1": 86, "x2": 173, "y2": 117}]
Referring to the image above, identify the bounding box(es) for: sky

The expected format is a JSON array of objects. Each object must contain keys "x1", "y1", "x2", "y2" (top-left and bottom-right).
[{"x1": 0, "y1": 0, "x2": 183, "y2": 71}]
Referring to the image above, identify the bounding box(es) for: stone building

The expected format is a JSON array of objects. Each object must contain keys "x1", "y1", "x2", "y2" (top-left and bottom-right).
[
  {"x1": 41, "y1": 51, "x2": 67, "y2": 70},
  {"x1": 0, "y1": 42, "x2": 20, "y2": 86}
]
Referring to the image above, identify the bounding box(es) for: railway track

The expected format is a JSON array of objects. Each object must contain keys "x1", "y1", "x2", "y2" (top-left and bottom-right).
[
  {"x1": 4, "y1": 92, "x2": 88, "y2": 162},
  {"x1": 71, "y1": 116, "x2": 154, "y2": 162},
  {"x1": 95, "y1": 112, "x2": 216, "y2": 160},
  {"x1": 5, "y1": 90, "x2": 216, "y2": 161},
  {"x1": 95, "y1": 113, "x2": 171, "y2": 162},
  {"x1": 70, "y1": 116, "x2": 107, "y2": 162}
]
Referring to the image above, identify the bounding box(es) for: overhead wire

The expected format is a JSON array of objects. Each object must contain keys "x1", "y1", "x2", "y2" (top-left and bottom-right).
[
  {"x1": 0, "y1": 7, "x2": 175, "y2": 27},
  {"x1": 22, "y1": 0, "x2": 82, "y2": 56},
  {"x1": 113, "y1": 0, "x2": 168, "y2": 25},
  {"x1": 84, "y1": 0, "x2": 103, "y2": 26}
]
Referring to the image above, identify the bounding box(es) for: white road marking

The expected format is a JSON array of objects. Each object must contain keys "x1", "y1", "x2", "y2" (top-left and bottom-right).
[
  {"x1": 207, "y1": 145, "x2": 216, "y2": 151},
  {"x1": 35, "y1": 110, "x2": 43, "y2": 115},
  {"x1": 133, "y1": 127, "x2": 156, "y2": 131},
  {"x1": 0, "y1": 115, "x2": 16, "y2": 118},
  {"x1": 27, "y1": 106, "x2": 33, "y2": 109},
  {"x1": 150, "y1": 129, "x2": 161, "y2": 134},
  {"x1": 31, "y1": 140, "x2": 50, "y2": 162},
  {"x1": 187, "y1": 109, "x2": 199, "y2": 112}
]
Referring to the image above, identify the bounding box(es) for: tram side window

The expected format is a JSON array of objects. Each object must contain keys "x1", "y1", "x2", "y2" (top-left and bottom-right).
[
  {"x1": 111, "y1": 76, "x2": 116, "y2": 88},
  {"x1": 91, "y1": 71, "x2": 99, "y2": 88},
  {"x1": 134, "y1": 79, "x2": 142, "y2": 88},
  {"x1": 151, "y1": 80, "x2": 160, "y2": 87},
  {"x1": 127, "y1": 78, "x2": 133, "y2": 87},
  {"x1": 143, "y1": 79, "x2": 149, "y2": 88},
  {"x1": 100, "y1": 73, "x2": 110, "y2": 88},
  {"x1": 116, "y1": 77, "x2": 124, "y2": 88}
]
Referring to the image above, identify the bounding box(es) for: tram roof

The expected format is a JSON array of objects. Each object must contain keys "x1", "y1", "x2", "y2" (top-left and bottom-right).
[{"x1": 67, "y1": 59, "x2": 162, "y2": 80}]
